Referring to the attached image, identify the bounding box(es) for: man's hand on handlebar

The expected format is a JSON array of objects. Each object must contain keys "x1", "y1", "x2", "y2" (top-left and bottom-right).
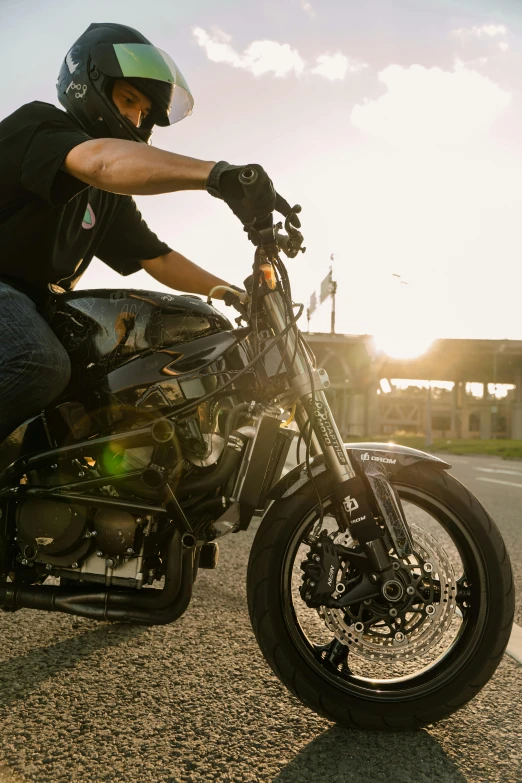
[
  {"x1": 207, "y1": 283, "x2": 248, "y2": 310},
  {"x1": 206, "y1": 284, "x2": 248, "y2": 320},
  {"x1": 205, "y1": 161, "x2": 301, "y2": 229},
  {"x1": 223, "y1": 285, "x2": 247, "y2": 308}
]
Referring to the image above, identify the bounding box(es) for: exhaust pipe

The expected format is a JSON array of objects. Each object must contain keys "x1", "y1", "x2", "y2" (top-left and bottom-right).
[
  {"x1": 0, "y1": 529, "x2": 194, "y2": 626},
  {"x1": 176, "y1": 428, "x2": 250, "y2": 500}
]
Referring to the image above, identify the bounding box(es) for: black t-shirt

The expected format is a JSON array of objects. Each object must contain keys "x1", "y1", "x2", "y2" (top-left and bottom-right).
[{"x1": 0, "y1": 101, "x2": 172, "y2": 302}]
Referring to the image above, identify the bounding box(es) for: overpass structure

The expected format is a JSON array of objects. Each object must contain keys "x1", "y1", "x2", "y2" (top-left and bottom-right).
[{"x1": 304, "y1": 333, "x2": 522, "y2": 440}]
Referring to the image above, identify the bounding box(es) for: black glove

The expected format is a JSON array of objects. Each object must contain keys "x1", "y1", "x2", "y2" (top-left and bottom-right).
[
  {"x1": 206, "y1": 161, "x2": 300, "y2": 228},
  {"x1": 223, "y1": 285, "x2": 246, "y2": 308}
]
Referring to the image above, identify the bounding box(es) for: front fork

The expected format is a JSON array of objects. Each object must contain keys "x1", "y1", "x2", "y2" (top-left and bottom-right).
[{"x1": 262, "y1": 288, "x2": 414, "y2": 580}]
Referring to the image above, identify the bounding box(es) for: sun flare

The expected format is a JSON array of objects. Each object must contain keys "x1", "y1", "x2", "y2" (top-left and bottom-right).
[{"x1": 371, "y1": 332, "x2": 434, "y2": 359}]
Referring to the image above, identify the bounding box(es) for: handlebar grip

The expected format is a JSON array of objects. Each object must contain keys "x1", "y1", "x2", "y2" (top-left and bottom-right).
[
  {"x1": 238, "y1": 167, "x2": 273, "y2": 230},
  {"x1": 238, "y1": 167, "x2": 259, "y2": 196}
]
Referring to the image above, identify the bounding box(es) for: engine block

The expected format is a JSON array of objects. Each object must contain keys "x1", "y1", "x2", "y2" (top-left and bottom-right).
[
  {"x1": 15, "y1": 498, "x2": 159, "y2": 589},
  {"x1": 59, "y1": 547, "x2": 147, "y2": 589}
]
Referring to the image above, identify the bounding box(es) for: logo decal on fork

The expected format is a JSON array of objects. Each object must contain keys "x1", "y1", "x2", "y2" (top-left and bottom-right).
[{"x1": 343, "y1": 495, "x2": 360, "y2": 516}]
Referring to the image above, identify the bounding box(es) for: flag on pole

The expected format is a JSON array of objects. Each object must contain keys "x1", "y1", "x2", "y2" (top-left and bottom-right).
[{"x1": 320, "y1": 269, "x2": 331, "y2": 303}]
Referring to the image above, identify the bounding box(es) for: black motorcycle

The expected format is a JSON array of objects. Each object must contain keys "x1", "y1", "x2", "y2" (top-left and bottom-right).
[{"x1": 0, "y1": 170, "x2": 514, "y2": 730}]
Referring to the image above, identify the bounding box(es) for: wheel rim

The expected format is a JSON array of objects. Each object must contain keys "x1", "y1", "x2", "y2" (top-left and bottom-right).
[{"x1": 281, "y1": 482, "x2": 489, "y2": 701}]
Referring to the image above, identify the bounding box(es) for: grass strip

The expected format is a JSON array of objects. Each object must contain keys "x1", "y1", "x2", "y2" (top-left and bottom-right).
[{"x1": 355, "y1": 436, "x2": 522, "y2": 460}]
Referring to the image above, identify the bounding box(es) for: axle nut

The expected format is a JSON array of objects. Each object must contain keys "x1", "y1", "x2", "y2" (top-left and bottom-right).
[{"x1": 382, "y1": 579, "x2": 404, "y2": 602}]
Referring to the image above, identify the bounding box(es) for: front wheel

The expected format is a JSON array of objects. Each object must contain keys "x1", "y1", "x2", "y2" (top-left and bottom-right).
[{"x1": 247, "y1": 462, "x2": 514, "y2": 730}]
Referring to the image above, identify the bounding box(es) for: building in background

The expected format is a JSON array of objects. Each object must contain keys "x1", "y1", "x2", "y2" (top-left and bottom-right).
[{"x1": 305, "y1": 334, "x2": 522, "y2": 440}]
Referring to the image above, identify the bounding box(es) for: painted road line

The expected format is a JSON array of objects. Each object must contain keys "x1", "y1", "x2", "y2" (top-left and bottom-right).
[
  {"x1": 475, "y1": 467, "x2": 522, "y2": 477},
  {"x1": 506, "y1": 622, "x2": 522, "y2": 665},
  {"x1": 476, "y1": 477, "x2": 522, "y2": 489}
]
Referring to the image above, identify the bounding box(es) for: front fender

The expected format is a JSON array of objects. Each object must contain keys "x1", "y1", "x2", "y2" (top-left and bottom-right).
[{"x1": 267, "y1": 441, "x2": 451, "y2": 500}]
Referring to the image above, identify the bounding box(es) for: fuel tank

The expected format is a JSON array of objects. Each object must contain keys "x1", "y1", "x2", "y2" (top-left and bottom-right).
[
  {"x1": 48, "y1": 288, "x2": 233, "y2": 369},
  {"x1": 46, "y1": 289, "x2": 252, "y2": 430}
]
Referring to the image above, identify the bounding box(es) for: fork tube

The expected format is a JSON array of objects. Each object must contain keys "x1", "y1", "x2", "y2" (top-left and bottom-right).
[
  {"x1": 295, "y1": 400, "x2": 321, "y2": 457},
  {"x1": 262, "y1": 289, "x2": 356, "y2": 483}
]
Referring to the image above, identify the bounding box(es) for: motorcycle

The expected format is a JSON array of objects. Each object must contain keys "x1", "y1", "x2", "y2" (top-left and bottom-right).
[{"x1": 0, "y1": 169, "x2": 514, "y2": 730}]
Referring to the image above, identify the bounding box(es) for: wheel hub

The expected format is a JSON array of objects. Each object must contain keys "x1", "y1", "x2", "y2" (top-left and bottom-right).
[{"x1": 381, "y1": 579, "x2": 404, "y2": 602}]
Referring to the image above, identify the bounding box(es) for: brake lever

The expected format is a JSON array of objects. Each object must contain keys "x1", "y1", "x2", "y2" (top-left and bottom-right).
[{"x1": 275, "y1": 208, "x2": 306, "y2": 258}]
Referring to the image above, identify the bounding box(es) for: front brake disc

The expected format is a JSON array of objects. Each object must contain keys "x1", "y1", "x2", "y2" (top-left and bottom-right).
[{"x1": 318, "y1": 525, "x2": 458, "y2": 662}]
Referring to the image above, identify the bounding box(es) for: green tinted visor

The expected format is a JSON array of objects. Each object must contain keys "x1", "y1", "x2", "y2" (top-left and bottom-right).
[{"x1": 91, "y1": 42, "x2": 194, "y2": 124}]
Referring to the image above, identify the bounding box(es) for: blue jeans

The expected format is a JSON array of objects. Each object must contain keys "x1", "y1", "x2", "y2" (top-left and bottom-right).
[{"x1": 0, "y1": 282, "x2": 71, "y2": 443}]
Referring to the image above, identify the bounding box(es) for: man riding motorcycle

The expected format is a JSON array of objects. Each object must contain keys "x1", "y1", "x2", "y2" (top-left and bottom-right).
[
  {"x1": 0, "y1": 25, "x2": 515, "y2": 735},
  {"x1": 0, "y1": 21, "x2": 296, "y2": 445}
]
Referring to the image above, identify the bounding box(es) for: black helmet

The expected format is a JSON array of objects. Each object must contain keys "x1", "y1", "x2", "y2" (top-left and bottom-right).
[{"x1": 57, "y1": 22, "x2": 194, "y2": 143}]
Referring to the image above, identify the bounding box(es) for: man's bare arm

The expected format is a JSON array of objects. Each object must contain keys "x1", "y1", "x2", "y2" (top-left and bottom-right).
[
  {"x1": 141, "y1": 249, "x2": 233, "y2": 299},
  {"x1": 62, "y1": 138, "x2": 216, "y2": 195}
]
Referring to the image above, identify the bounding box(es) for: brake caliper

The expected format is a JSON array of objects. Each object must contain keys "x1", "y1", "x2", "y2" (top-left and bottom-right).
[{"x1": 299, "y1": 531, "x2": 340, "y2": 608}]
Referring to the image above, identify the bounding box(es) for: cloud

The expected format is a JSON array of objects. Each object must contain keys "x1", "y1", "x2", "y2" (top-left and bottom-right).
[
  {"x1": 351, "y1": 62, "x2": 511, "y2": 145},
  {"x1": 193, "y1": 27, "x2": 305, "y2": 77},
  {"x1": 450, "y1": 22, "x2": 509, "y2": 66},
  {"x1": 300, "y1": 0, "x2": 316, "y2": 19},
  {"x1": 311, "y1": 53, "x2": 368, "y2": 80},
  {"x1": 452, "y1": 23, "x2": 507, "y2": 39},
  {"x1": 193, "y1": 28, "x2": 367, "y2": 81},
  {"x1": 241, "y1": 40, "x2": 305, "y2": 77}
]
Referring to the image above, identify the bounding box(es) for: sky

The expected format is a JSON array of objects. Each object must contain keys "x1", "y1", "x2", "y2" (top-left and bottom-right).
[{"x1": 2, "y1": 0, "x2": 522, "y2": 350}]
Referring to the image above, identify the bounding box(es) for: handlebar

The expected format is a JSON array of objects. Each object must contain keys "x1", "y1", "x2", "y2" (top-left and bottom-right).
[
  {"x1": 238, "y1": 167, "x2": 258, "y2": 190},
  {"x1": 238, "y1": 167, "x2": 306, "y2": 259}
]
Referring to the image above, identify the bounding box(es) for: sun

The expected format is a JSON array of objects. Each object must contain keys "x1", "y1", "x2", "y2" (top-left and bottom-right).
[{"x1": 371, "y1": 331, "x2": 434, "y2": 359}]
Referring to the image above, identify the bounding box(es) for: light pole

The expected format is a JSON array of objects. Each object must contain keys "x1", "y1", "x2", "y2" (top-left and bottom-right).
[
  {"x1": 330, "y1": 278, "x2": 337, "y2": 335},
  {"x1": 329, "y1": 254, "x2": 337, "y2": 335}
]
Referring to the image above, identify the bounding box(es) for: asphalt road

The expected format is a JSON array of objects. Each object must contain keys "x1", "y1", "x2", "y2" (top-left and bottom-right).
[{"x1": 0, "y1": 452, "x2": 520, "y2": 783}]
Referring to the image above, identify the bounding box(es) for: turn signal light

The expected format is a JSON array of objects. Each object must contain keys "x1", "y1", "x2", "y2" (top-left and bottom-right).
[{"x1": 259, "y1": 263, "x2": 277, "y2": 290}]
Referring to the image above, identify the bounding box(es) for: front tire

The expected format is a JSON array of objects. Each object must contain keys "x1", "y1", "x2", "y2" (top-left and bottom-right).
[{"x1": 247, "y1": 463, "x2": 514, "y2": 730}]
